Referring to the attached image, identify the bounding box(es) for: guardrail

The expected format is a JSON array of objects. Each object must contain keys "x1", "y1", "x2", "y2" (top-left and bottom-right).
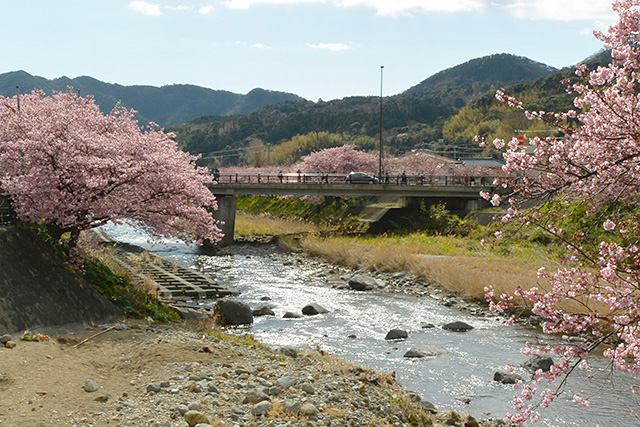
[{"x1": 213, "y1": 172, "x2": 501, "y2": 187}]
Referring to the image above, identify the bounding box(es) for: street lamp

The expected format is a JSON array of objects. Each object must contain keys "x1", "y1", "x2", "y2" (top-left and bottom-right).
[{"x1": 379, "y1": 65, "x2": 384, "y2": 181}]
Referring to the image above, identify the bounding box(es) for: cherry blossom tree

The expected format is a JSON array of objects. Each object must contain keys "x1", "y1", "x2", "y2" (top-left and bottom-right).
[
  {"x1": 480, "y1": 1, "x2": 640, "y2": 424},
  {"x1": 0, "y1": 89, "x2": 222, "y2": 250},
  {"x1": 296, "y1": 145, "x2": 378, "y2": 174}
]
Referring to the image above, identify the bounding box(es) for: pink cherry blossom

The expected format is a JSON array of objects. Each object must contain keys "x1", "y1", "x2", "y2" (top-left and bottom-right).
[
  {"x1": 481, "y1": 1, "x2": 640, "y2": 424},
  {"x1": 0, "y1": 89, "x2": 222, "y2": 249}
]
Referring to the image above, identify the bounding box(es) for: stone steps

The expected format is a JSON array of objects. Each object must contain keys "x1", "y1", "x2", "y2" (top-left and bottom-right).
[{"x1": 94, "y1": 230, "x2": 238, "y2": 302}]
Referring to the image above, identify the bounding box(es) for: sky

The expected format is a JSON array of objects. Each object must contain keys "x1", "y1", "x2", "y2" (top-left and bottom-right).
[{"x1": 3, "y1": 0, "x2": 619, "y2": 102}]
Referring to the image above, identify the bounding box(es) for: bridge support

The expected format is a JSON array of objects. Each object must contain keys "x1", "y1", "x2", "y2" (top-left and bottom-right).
[{"x1": 211, "y1": 195, "x2": 236, "y2": 247}]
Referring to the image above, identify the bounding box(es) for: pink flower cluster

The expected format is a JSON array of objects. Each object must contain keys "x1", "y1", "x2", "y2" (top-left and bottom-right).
[
  {"x1": 0, "y1": 89, "x2": 222, "y2": 248},
  {"x1": 482, "y1": 1, "x2": 640, "y2": 424}
]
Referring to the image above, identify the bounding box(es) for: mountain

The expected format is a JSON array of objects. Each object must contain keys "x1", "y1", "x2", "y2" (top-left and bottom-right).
[
  {"x1": 0, "y1": 71, "x2": 304, "y2": 126},
  {"x1": 170, "y1": 53, "x2": 559, "y2": 161}
]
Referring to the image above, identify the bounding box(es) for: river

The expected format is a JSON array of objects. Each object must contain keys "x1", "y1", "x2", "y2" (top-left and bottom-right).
[{"x1": 101, "y1": 223, "x2": 639, "y2": 426}]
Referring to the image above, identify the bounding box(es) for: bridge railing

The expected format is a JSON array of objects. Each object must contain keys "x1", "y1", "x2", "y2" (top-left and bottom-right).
[{"x1": 213, "y1": 172, "x2": 504, "y2": 187}]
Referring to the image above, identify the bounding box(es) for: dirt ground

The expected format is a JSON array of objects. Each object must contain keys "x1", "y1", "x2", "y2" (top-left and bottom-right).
[{"x1": 0, "y1": 319, "x2": 233, "y2": 426}]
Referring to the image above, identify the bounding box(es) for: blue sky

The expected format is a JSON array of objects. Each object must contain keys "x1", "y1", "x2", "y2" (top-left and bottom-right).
[{"x1": 3, "y1": 0, "x2": 617, "y2": 102}]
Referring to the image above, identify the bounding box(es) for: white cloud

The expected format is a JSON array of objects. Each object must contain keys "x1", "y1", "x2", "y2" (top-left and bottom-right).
[
  {"x1": 225, "y1": 0, "x2": 325, "y2": 9},
  {"x1": 128, "y1": 0, "x2": 163, "y2": 16},
  {"x1": 251, "y1": 43, "x2": 270, "y2": 49},
  {"x1": 336, "y1": 0, "x2": 484, "y2": 16},
  {"x1": 221, "y1": 0, "x2": 615, "y2": 22},
  {"x1": 495, "y1": 0, "x2": 615, "y2": 22},
  {"x1": 166, "y1": 4, "x2": 193, "y2": 11},
  {"x1": 199, "y1": 5, "x2": 214, "y2": 14},
  {"x1": 306, "y1": 42, "x2": 352, "y2": 51}
]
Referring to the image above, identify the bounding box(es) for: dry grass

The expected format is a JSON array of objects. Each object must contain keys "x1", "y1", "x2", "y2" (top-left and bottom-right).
[
  {"x1": 235, "y1": 212, "x2": 321, "y2": 237},
  {"x1": 300, "y1": 235, "x2": 552, "y2": 301},
  {"x1": 300, "y1": 234, "x2": 615, "y2": 317}
]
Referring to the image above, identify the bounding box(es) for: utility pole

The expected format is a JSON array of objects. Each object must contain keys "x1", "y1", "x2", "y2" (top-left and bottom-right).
[
  {"x1": 379, "y1": 65, "x2": 384, "y2": 181},
  {"x1": 16, "y1": 86, "x2": 20, "y2": 112}
]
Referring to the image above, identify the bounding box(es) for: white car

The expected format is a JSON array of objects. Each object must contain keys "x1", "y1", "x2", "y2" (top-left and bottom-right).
[{"x1": 346, "y1": 172, "x2": 379, "y2": 184}]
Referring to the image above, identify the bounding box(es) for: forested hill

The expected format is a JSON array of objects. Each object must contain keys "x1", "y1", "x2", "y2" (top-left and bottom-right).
[
  {"x1": 403, "y1": 53, "x2": 557, "y2": 108},
  {"x1": 0, "y1": 71, "x2": 303, "y2": 126},
  {"x1": 169, "y1": 53, "x2": 559, "y2": 160}
]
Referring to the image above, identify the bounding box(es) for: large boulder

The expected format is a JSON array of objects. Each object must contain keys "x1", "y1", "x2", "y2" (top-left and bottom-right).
[
  {"x1": 302, "y1": 303, "x2": 328, "y2": 315},
  {"x1": 494, "y1": 371, "x2": 523, "y2": 384},
  {"x1": 384, "y1": 329, "x2": 408, "y2": 340},
  {"x1": 213, "y1": 299, "x2": 253, "y2": 326},
  {"x1": 252, "y1": 305, "x2": 275, "y2": 316},
  {"x1": 522, "y1": 354, "x2": 554, "y2": 373},
  {"x1": 348, "y1": 274, "x2": 384, "y2": 291},
  {"x1": 442, "y1": 321, "x2": 474, "y2": 332},
  {"x1": 403, "y1": 345, "x2": 448, "y2": 358}
]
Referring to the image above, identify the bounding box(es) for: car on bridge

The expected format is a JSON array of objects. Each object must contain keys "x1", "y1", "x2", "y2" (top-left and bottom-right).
[{"x1": 346, "y1": 172, "x2": 379, "y2": 184}]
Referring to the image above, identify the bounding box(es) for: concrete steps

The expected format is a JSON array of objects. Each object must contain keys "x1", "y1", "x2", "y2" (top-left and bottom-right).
[{"x1": 94, "y1": 230, "x2": 238, "y2": 302}]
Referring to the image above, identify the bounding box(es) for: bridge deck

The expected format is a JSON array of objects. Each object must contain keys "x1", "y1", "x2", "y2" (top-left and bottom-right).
[{"x1": 208, "y1": 172, "x2": 502, "y2": 198}]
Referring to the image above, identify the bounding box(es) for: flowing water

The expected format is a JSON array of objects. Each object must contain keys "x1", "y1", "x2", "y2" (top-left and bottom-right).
[{"x1": 102, "y1": 223, "x2": 639, "y2": 426}]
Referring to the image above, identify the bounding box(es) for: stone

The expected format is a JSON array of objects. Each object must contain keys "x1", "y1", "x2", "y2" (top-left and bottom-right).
[
  {"x1": 242, "y1": 390, "x2": 270, "y2": 404},
  {"x1": 207, "y1": 383, "x2": 219, "y2": 393},
  {"x1": 0, "y1": 334, "x2": 12, "y2": 344},
  {"x1": 84, "y1": 380, "x2": 99, "y2": 393},
  {"x1": 94, "y1": 394, "x2": 110, "y2": 402},
  {"x1": 186, "y1": 381, "x2": 203, "y2": 393},
  {"x1": 282, "y1": 400, "x2": 302, "y2": 414},
  {"x1": 348, "y1": 274, "x2": 384, "y2": 291},
  {"x1": 277, "y1": 376, "x2": 298, "y2": 388},
  {"x1": 173, "y1": 405, "x2": 189, "y2": 415},
  {"x1": 384, "y1": 329, "x2": 408, "y2": 340},
  {"x1": 283, "y1": 312, "x2": 302, "y2": 319},
  {"x1": 183, "y1": 410, "x2": 210, "y2": 427},
  {"x1": 171, "y1": 305, "x2": 208, "y2": 320},
  {"x1": 251, "y1": 400, "x2": 273, "y2": 416},
  {"x1": 146, "y1": 383, "x2": 162, "y2": 394},
  {"x1": 403, "y1": 345, "x2": 448, "y2": 358},
  {"x1": 300, "y1": 402, "x2": 319, "y2": 415},
  {"x1": 160, "y1": 381, "x2": 171, "y2": 388},
  {"x1": 266, "y1": 386, "x2": 282, "y2": 396},
  {"x1": 299, "y1": 383, "x2": 315, "y2": 394},
  {"x1": 278, "y1": 347, "x2": 298, "y2": 358},
  {"x1": 188, "y1": 402, "x2": 202, "y2": 411},
  {"x1": 442, "y1": 321, "x2": 474, "y2": 332},
  {"x1": 252, "y1": 305, "x2": 275, "y2": 316},
  {"x1": 494, "y1": 371, "x2": 523, "y2": 384},
  {"x1": 302, "y1": 303, "x2": 328, "y2": 315},
  {"x1": 213, "y1": 299, "x2": 253, "y2": 326},
  {"x1": 522, "y1": 355, "x2": 554, "y2": 373},
  {"x1": 5, "y1": 341, "x2": 16, "y2": 349}
]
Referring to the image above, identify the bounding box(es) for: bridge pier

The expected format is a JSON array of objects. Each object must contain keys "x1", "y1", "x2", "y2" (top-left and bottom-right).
[{"x1": 211, "y1": 195, "x2": 236, "y2": 247}]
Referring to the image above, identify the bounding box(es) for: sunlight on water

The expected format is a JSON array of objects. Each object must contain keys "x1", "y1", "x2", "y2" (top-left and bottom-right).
[{"x1": 101, "y1": 223, "x2": 639, "y2": 427}]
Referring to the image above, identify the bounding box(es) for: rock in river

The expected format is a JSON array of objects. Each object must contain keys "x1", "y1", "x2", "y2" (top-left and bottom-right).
[
  {"x1": 442, "y1": 321, "x2": 474, "y2": 332},
  {"x1": 494, "y1": 371, "x2": 523, "y2": 384},
  {"x1": 403, "y1": 345, "x2": 448, "y2": 358},
  {"x1": 302, "y1": 303, "x2": 328, "y2": 315},
  {"x1": 214, "y1": 299, "x2": 253, "y2": 326},
  {"x1": 522, "y1": 354, "x2": 554, "y2": 373},
  {"x1": 348, "y1": 274, "x2": 384, "y2": 291},
  {"x1": 384, "y1": 329, "x2": 408, "y2": 340}
]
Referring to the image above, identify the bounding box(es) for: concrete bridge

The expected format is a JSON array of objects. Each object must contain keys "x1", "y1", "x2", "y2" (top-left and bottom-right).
[{"x1": 209, "y1": 172, "x2": 502, "y2": 245}]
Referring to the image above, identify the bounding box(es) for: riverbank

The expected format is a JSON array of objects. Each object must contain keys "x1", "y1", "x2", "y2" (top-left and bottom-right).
[{"x1": 0, "y1": 318, "x2": 496, "y2": 427}]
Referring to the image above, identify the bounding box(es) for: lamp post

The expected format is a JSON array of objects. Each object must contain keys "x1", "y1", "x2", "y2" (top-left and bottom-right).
[{"x1": 379, "y1": 65, "x2": 384, "y2": 181}]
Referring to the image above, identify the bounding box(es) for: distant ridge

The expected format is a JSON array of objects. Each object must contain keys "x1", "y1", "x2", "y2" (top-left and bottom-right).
[
  {"x1": 0, "y1": 71, "x2": 304, "y2": 126},
  {"x1": 405, "y1": 53, "x2": 558, "y2": 96}
]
